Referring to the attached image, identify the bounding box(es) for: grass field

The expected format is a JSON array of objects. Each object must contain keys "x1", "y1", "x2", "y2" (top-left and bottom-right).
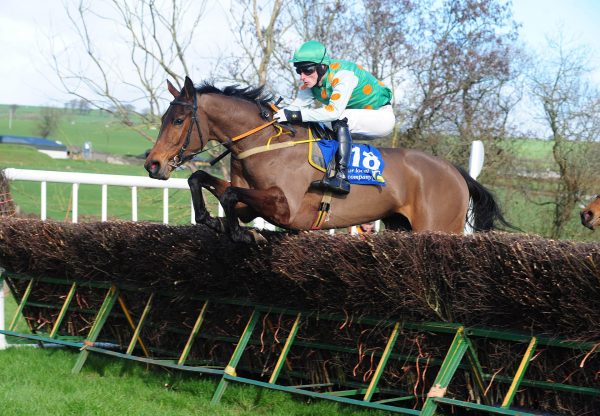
[{"x1": 0, "y1": 104, "x2": 153, "y2": 156}]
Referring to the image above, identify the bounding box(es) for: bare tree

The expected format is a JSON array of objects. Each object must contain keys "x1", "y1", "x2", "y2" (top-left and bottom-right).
[
  {"x1": 529, "y1": 35, "x2": 600, "y2": 238},
  {"x1": 37, "y1": 107, "x2": 62, "y2": 138},
  {"x1": 223, "y1": 0, "x2": 287, "y2": 87},
  {"x1": 400, "y1": 0, "x2": 522, "y2": 164},
  {"x1": 50, "y1": 0, "x2": 207, "y2": 142}
]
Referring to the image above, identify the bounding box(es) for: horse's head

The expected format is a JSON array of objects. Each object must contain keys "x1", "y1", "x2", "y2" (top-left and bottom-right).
[
  {"x1": 580, "y1": 195, "x2": 600, "y2": 230},
  {"x1": 145, "y1": 76, "x2": 205, "y2": 180}
]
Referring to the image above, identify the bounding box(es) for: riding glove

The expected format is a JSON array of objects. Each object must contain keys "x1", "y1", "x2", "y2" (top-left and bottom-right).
[{"x1": 274, "y1": 109, "x2": 302, "y2": 123}]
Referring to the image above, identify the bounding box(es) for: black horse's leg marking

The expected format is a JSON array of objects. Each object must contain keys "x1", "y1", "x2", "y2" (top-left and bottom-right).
[
  {"x1": 220, "y1": 186, "x2": 290, "y2": 243},
  {"x1": 188, "y1": 170, "x2": 230, "y2": 232}
]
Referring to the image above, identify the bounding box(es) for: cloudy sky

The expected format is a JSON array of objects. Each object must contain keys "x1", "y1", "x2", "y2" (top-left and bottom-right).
[{"x1": 1, "y1": 0, "x2": 599, "y2": 107}]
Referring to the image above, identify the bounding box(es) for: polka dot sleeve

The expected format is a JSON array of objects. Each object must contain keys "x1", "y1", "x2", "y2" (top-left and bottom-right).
[{"x1": 300, "y1": 70, "x2": 358, "y2": 122}]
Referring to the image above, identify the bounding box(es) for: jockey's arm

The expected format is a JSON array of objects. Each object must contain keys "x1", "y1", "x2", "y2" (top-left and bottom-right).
[
  {"x1": 287, "y1": 87, "x2": 315, "y2": 109},
  {"x1": 300, "y1": 70, "x2": 358, "y2": 123}
]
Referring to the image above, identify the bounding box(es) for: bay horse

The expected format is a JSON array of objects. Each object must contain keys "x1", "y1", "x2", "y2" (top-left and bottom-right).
[
  {"x1": 581, "y1": 195, "x2": 600, "y2": 230},
  {"x1": 145, "y1": 76, "x2": 510, "y2": 243}
]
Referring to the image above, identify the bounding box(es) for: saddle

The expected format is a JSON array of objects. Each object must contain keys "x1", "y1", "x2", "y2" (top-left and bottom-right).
[{"x1": 305, "y1": 125, "x2": 386, "y2": 187}]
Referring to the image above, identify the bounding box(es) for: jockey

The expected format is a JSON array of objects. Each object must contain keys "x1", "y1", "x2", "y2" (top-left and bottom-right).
[{"x1": 274, "y1": 40, "x2": 395, "y2": 194}]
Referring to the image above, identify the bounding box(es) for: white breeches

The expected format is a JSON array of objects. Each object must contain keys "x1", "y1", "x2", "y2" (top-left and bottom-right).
[{"x1": 340, "y1": 104, "x2": 395, "y2": 138}]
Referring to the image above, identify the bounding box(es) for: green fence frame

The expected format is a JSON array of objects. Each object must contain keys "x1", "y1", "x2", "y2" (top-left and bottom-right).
[{"x1": 1, "y1": 269, "x2": 598, "y2": 415}]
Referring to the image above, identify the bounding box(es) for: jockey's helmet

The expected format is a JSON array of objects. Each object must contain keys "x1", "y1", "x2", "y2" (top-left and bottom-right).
[{"x1": 291, "y1": 40, "x2": 331, "y2": 68}]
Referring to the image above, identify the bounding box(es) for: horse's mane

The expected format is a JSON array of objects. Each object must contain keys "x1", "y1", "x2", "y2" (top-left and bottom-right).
[{"x1": 196, "y1": 82, "x2": 273, "y2": 107}]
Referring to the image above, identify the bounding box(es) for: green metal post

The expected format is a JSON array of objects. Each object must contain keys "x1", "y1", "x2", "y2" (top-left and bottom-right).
[
  {"x1": 118, "y1": 295, "x2": 150, "y2": 357},
  {"x1": 269, "y1": 312, "x2": 301, "y2": 384},
  {"x1": 363, "y1": 321, "x2": 400, "y2": 401},
  {"x1": 501, "y1": 337, "x2": 537, "y2": 408},
  {"x1": 49, "y1": 282, "x2": 77, "y2": 338},
  {"x1": 72, "y1": 285, "x2": 119, "y2": 374},
  {"x1": 178, "y1": 300, "x2": 209, "y2": 366},
  {"x1": 420, "y1": 327, "x2": 469, "y2": 416},
  {"x1": 211, "y1": 309, "x2": 260, "y2": 405},
  {"x1": 126, "y1": 293, "x2": 154, "y2": 355},
  {"x1": 463, "y1": 332, "x2": 491, "y2": 405},
  {"x1": 8, "y1": 278, "x2": 34, "y2": 331}
]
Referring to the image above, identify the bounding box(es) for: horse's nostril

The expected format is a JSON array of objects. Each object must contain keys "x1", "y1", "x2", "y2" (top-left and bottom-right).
[
  {"x1": 145, "y1": 160, "x2": 160, "y2": 175},
  {"x1": 582, "y1": 210, "x2": 591, "y2": 222}
]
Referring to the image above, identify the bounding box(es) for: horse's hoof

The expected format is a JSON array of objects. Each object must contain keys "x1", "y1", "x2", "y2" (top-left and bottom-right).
[{"x1": 248, "y1": 229, "x2": 267, "y2": 245}]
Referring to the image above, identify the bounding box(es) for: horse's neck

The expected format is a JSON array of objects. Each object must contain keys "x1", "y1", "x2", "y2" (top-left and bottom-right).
[{"x1": 203, "y1": 95, "x2": 269, "y2": 149}]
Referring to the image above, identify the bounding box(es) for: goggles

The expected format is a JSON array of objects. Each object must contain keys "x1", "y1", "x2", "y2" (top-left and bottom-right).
[{"x1": 295, "y1": 65, "x2": 317, "y2": 76}]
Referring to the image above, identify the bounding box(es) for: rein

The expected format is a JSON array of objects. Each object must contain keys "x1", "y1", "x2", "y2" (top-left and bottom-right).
[{"x1": 168, "y1": 95, "x2": 305, "y2": 167}]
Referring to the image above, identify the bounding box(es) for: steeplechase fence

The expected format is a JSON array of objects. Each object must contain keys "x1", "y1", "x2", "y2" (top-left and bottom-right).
[{"x1": 0, "y1": 219, "x2": 598, "y2": 415}]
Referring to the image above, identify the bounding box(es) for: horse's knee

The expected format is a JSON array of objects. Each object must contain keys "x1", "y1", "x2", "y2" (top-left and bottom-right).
[
  {"x1": 221, "y1": 187, "x2": 238, "y2": 209},
  {"x1": 188, "y1": 170, "x2": 209, "y2": 187}
]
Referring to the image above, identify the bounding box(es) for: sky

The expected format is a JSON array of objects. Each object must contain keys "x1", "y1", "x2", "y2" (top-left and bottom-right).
[{"x1": 0, "y1": 0, "x2": 599, "y2": 109}]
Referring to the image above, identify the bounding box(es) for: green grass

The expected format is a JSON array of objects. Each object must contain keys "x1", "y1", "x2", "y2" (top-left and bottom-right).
[
  {"x1": 0, "y1": 348, "x2": 390, "y2": 415},
  {"x1": 0, "y1": 104, "x2": 154, "y2": 156}
]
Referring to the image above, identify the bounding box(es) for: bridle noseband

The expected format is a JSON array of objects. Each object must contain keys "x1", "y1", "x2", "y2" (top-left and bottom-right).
[{"x1": 168, "y1": 91, "x2": 204, "y2": 168}]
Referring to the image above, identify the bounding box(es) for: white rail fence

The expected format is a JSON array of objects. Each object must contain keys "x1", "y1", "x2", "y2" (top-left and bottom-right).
[{"x1": 4, "y1": 168, "x2": 201, "y2": 224}]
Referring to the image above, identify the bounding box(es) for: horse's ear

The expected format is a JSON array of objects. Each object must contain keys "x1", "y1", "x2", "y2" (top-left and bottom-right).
[
  {"x1": 167, "y1": 80, "x2": 179, "y2": 98},
  {"x1": 183, "y1": 76, "x2": 195, "y2": 100}
]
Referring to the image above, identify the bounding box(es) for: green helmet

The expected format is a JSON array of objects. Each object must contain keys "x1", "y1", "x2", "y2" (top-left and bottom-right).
[{"x1": 290, "y1": 40, "x2": 330, "y2": 66}]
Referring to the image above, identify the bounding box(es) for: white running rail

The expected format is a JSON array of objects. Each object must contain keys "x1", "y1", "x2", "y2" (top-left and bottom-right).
[{"x1": 3, "y1": 168, "x2": 199, "y2": 224}]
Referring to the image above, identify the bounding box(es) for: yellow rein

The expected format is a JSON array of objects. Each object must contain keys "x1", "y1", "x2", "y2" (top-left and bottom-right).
[
  {"x1": 229, "y1": 102, "x2": 320, "y2": 160},
  {"x1": 236, "y1": 126, "x2": 320, "y2": 160}
]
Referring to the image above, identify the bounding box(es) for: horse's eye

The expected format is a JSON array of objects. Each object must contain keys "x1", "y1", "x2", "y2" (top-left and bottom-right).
[{"x1": 173, "y1": 118, "x2": 184, "y2": 126}]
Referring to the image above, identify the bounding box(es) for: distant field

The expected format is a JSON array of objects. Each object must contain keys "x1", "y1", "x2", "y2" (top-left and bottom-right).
[{"x1": 0, "y1": 104, "x2": 155, "y2": 156}]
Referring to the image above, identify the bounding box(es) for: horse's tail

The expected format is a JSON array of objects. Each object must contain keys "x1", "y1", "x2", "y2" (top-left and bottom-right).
[{"x1": 456, "y1": 165, "x2": 515, "y2": 232}]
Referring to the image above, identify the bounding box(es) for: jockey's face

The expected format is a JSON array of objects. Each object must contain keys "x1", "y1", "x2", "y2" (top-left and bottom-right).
[{"x1": 297, "y1": 66, "x2": 319, "y2": 88}]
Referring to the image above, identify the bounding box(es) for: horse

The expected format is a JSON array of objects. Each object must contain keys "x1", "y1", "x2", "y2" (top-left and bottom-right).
[
  {"x1": 580, "y1": 195, "x2": 600, "y2": 230},
  {"x1": 145, "y1": 76, "x2": 511, "y2": 243}
]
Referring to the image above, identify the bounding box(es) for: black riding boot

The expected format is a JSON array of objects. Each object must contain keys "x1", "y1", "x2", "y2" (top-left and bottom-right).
[{"x1": 311, "y1": 119, "x2": 352, "y2": 194}]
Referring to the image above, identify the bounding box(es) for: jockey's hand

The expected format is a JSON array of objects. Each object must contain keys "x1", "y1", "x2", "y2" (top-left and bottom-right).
[{"x1": 274, "y1": 108, "x2": 302, "y2": 123}]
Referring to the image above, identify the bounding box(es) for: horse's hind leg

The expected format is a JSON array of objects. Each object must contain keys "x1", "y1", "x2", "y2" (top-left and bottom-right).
[
  {"x1": 188, "y1": 170, "x2": 231, "y2": 232},
  {"x1": 220, "y1": 186, "x2": 290, "y2": 243}
]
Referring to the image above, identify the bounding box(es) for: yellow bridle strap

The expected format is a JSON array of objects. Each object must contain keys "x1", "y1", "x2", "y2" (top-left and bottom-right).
[{"x1": 236, "y1": 138, "x2": 320, "y2": 160}]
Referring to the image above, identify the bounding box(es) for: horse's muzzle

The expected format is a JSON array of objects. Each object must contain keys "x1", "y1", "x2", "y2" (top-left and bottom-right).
[
  {"x1": 580, "y1": 210, "x2": 596, "y2": 230},
  {"x1": 145, "y1": 160, "x2": 168, "y2": 180}
]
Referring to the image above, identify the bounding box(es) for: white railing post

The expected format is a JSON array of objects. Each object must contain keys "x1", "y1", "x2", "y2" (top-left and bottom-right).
[
  {"x1": 40, "y1": 181, "x2": 47, "y2": 220},
  {"x1": 3, "y1": 168, "x2": 203, "y2": 224},
  {"x1": 465, "y1": 140, "x2": 485, "y2": 235},
  {"x1": 191, "y1": 198, "x2": 196, "y2": 224},
  {"x1": 131, "y1": 186, "x2": 138, "y2": 222},
  {"x1": 163, "y1": 188, "x2": 169, "y2": 224},
  {"x1": 101, "y1": 184, "x2": 108, "y2": 222},
  {"x1": 72, "y1": 183, "x2": 79, "y2": 223}
]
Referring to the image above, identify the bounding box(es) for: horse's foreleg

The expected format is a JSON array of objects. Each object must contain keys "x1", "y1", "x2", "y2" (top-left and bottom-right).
[
  {"x1": 220, "y1": 186, "x2": 290, "y2": 243},
  {"x1": 188, "y1": 170, "x2": 231, "y2": 232}
]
